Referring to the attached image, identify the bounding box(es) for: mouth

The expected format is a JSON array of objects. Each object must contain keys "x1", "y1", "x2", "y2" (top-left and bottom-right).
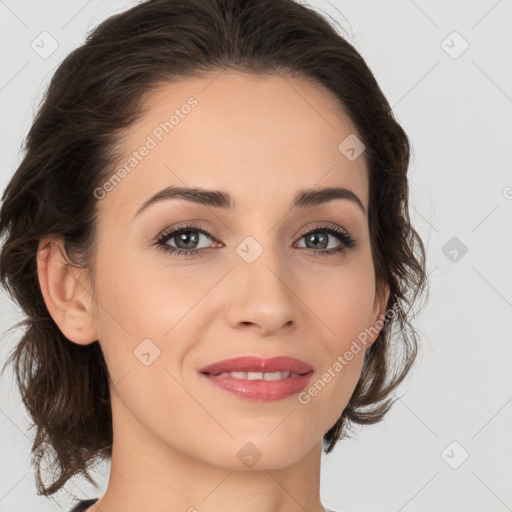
[{"x1": 198, "y1": 356, "x2": 314, "y2": 401}]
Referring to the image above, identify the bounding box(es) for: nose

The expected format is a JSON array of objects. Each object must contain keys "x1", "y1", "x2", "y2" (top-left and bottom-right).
[{"x1": 224, "y1": 243, "x2": 298, "y2": 336}]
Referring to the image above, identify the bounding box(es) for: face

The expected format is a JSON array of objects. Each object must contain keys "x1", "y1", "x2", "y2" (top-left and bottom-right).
[{"x1": 55, "y1": 72, "x2": 389, "y2": 470}]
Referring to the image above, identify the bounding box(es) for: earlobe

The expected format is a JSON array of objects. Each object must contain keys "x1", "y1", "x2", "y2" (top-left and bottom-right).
[{"x1": 37, "y1": 235, "x2": 98, "y2": 345}]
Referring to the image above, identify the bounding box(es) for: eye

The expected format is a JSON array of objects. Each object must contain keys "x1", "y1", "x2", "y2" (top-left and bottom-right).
[
  {"x1": 294, "y1": 225, "x2": 356, "y2": 257},
  {"x1": 153, "y1": 223, "x2": 356, "y2": 258},
  {"x1": 153, "y1": 223, "x2": 219, "y2": 257}
]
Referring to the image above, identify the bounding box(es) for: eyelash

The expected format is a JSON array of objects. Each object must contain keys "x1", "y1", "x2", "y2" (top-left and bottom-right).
[{"x1": 153, "y1": 222, "x2": 356, "y2": 258}]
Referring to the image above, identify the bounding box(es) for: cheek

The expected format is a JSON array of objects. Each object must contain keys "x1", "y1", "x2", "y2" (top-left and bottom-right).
[
  {"x1": 309, "y1": 257, "x2": 377, "y2": 343},
  {"x1": 303, "y1": 255, "x2": 376, "y2": 402},
  {"x1": 93, "y1": 238, "x2": 183, "y2": 332},
  {"x1": 91, "y1": 243, "x2": 216, "y2": 380}
]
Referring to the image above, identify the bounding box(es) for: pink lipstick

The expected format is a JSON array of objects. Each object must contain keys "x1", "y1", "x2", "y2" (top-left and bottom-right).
[{"x1": 199, "y1": 356, "x2": 314, "y2": 401}]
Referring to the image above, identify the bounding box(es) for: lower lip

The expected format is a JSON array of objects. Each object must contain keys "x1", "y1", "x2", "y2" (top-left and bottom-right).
[{"x1": 200, "y1": 372, "x2": 314, "y2": 401}]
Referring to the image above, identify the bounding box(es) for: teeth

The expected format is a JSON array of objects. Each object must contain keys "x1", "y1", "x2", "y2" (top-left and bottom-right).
[
  {"x1": 262, "y1": 372, "x2": 287, "y2": 380},
  {"x1": 211, "y1": 371, "x2": 302, "y2": 380}
]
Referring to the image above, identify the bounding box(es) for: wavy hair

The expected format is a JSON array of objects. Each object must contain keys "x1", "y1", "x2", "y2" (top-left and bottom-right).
[{"x1": 0, "y1": 0, "x2": 428, "y2": 496}]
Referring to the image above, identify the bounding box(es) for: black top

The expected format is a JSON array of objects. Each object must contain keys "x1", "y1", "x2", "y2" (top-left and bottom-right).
[
  {"x1": 69, "y1": 498, "x2": 340, "y2": 511},
  {"x1": 69, "y1": 498, "x2": 99, "y2": 511}
]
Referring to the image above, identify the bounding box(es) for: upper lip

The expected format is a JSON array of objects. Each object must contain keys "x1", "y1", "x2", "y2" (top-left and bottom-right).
[{"x1": 199, "y1": 356, "x2": 314, "y2": 375}]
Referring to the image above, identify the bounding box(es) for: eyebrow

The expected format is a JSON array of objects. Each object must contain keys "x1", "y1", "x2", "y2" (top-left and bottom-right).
[{"x1": 133, "y1": 185, "x2": 366, "y2": 219}]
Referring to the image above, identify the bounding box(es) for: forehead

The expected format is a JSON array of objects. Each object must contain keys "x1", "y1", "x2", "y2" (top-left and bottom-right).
[{"x1": 98, "y1": 71, "x2": 369, "y2": 221}]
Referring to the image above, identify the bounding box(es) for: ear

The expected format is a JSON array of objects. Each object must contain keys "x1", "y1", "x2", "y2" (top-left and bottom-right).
[
  {"x1": 37, "y1": 235, "x2": 98, "y2": 345},
  {"x1": 366, "y1": 280, "x2": 391, "y2": 347}
]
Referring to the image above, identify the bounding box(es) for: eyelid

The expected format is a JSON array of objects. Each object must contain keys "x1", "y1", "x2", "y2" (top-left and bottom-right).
[
  {"x1": 155, "y1": 222, "x2": 221, "y2": 244},
  {"x1": 297, "y1": 223, "x2": 350, "y2": 238}
]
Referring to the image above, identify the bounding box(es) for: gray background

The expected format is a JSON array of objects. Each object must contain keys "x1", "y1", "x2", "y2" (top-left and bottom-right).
[{"x1": 0, "y1": 1, "x2": 511, "y2": 511}]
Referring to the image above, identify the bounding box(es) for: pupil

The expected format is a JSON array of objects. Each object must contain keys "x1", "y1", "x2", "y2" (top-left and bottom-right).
[
  {"x1": 177, "y1": 231, "x2": 198, "y2": 249},
  {"x1": 308, "y1": 233, "x2": 327, "y2": 249}
]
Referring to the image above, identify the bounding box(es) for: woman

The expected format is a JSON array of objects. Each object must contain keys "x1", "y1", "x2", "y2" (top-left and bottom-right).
[{"x1": 0, "y1": 0, "x2": 427, "y2": 511}]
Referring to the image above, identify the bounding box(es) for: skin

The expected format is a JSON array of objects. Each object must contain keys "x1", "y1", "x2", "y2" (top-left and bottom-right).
[{"x1": 37, "y1": 71, "x2": 390, "y2": 512}]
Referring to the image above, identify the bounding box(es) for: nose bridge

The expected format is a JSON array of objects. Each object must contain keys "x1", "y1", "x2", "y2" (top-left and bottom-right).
[{"x1": 236, "y1": 231, "x2": 291, "y2": 294}]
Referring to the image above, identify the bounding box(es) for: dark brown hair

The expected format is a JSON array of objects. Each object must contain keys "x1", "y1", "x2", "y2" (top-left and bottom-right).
[{"x1": 0, "y1": 0, "x2": 428, "y2": 497}]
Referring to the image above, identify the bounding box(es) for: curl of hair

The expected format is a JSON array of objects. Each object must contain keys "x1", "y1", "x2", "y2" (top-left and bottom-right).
[{"x1": 0, "y1": 0, "x2": 428, "y2": 496}]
